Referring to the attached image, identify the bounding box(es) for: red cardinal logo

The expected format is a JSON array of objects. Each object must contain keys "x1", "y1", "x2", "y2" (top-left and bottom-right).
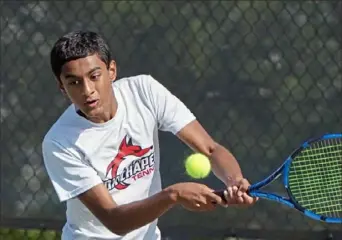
[{"x1": 106, "y1": 135, "x2": 153, "y2": 190}]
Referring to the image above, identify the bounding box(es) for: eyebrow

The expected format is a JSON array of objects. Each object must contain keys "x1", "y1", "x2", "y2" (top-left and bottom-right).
[{"x1": 64, "y1": 67, "x2": 101, "y2": 79}]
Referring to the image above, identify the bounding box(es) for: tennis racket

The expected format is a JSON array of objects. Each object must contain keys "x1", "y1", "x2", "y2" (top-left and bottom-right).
[{"x1": 215, "y1": 133, "x2": 342, "y2": 223}]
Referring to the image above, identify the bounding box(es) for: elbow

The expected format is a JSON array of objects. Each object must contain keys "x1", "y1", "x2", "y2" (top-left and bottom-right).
[
  {"x1": 195, "y1": 140, "x2": 219, "y2": 158},
  {"x1": 106, "y1": 219, "x2": 136, "y2": 236},
  {"x1": 102, "y1": 216, "x2": 131, "y2": 236},
  {"x1": 207, "y1": 141, "x2": 220, "y2": 156},
  {"x1": 101, "y1": 209, "x2": 132, "y2": 236}
]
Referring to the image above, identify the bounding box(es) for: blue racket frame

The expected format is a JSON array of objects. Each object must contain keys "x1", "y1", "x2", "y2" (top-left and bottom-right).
[{"x1": 220, "y1": 133, "x2": 342, "y2": 224}]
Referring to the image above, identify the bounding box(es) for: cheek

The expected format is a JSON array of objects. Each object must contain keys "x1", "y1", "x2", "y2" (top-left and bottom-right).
[
  {"x1": 98, "y1": 77, "x2": 112, "y2": 91},
  {"x1": 103, "y1": 71, "x2": 113, "y2": 82},
  {"x1": 64, "y1": 88, "x2": 82, "y2": 102}
]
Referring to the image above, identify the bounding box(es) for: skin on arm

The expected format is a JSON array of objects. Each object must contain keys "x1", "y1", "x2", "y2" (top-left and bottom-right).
[
  {"x1": 176, "y1": 119, "x2": 257, "y2": 205},
  {"x1": 78, "y1": 181, "x2": 223, "y2": 236},
  {"x1": 78, "y1": 184, "x2": 175, "y2": 236}
]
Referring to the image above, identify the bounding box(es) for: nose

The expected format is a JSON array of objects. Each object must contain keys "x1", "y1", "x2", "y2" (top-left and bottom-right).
[{"x1": 82, "y1": 79, "x2": 95, "y2": 97}]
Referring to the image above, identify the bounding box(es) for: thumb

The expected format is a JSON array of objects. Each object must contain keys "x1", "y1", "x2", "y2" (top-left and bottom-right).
[{"x1": 238, "y1": 178, "x2": 250, "y2": 192}]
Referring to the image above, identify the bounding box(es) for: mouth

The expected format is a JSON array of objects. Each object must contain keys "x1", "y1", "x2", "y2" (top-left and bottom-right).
[{"x1": 85, "y1": 99, "x2": 99, "y2": 108}]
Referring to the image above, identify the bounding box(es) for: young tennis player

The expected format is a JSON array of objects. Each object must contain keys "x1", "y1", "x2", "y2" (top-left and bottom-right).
[{"x1": 42, "y1": 30, "x2": 257, "y2": 240}]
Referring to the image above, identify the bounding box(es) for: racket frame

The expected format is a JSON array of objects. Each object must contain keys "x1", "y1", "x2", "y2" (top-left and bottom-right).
[{"x1": 224, "y1": 133, "x2": 342, "y2": 224}]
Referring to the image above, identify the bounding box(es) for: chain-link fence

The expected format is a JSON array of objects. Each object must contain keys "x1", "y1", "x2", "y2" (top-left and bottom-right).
[{"x1": 1, "y1": 1, "x2": 341, "y2": 239}]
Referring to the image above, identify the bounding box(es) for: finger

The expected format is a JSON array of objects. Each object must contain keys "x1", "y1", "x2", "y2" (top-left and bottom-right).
[
  {"x1": 219, "y1": 190, "x2": 230, "y2": 207},
  {"x1": 192, "y1": 200, "x2": 207, "y2": 212},
  {"x1": 182, "y1": 204, "x2": 202, "y2": 212},
  {"x1": 242, "y1": 193, "x2": 259, "y2": 205},
  {"x1": 241, "y1": 193, "x2": 253, "y2": 204},
  {"x1": 249, "y1": 194, "x2": 259, "y2": 203},
  {"x1": 232, "y1": 186, "x2": 238, "y2": 193},
  {"x1": 227, "y1": 187, "x2": 234, "y2": 200},
  {"x1": 232, "y1": 185, "x2": 244, "y2": 198},
  {"x1": 223, "y1": 189, "x2": 229, "y2": 203},
  {"x1": 200, "y1": 186, "x2": 221, "y2": 202},
  {"x1": 224, "y1": 192, "x2": 240, "y2": 205},
  {"x1": 237, "y1": 189, "x2": 243, "y2": 197},
  {"x1": 220, "y1": 187, "x2": 232, "y2": 203},
  {"x1": 206, "y1": 191, "x2": 224, "y2": 205},
  {"x1": 226, "y1": 186, "x2": 239, "y2": 204},
  {"x1": 201, "y1": 184, "x2": 215, "y2": 192},
  {"x1": 196, "y1": 199, "x2": 217, "y2": 211},
  {"x1": 232, "y1": 186, "x2": 240, "y2": 197},
  {"x1": 191, "y1": 203, "x2": 207, "y2": 212},
  {"x1": 237, "y1": 196, "x2": 244, "y2": 204},
  {"x1": 201, "y1": 204, "x2": 217, "y2": 211},
  {"x1": 204, "y1": 200, "x2": 218, "y2": 211},
  {"x1": 213, "y1": 190, "x2": 226, "y2": 202},
  {"x1": 237, "y1": 179, "x2": 251, "y2": 199},
  {"x1": 197, "y1": 195, "x2": 208, "y2": 205},
  {"x1": 238, "y1": 179, "x2": 250, "y2": 192}
]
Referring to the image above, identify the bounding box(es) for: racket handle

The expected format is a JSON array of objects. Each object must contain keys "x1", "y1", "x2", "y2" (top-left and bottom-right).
[
  {"x1": 213, "y1": 190, "x2": 227, "y2": 203},
  {"x1": 213, "y1": 189, "x2": 255, "y2": 203}
]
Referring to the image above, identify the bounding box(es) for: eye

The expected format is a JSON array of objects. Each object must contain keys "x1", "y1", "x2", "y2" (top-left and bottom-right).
[
  {"x1": 91, "y1": 73, "x2": 101, "y2": 80},
  {"x1": 69, "y1": 80, "x2": 80, "y2": 85}
]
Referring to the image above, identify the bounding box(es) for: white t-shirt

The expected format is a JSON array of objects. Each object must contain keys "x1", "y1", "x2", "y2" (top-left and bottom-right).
[{"x1": 42, "y1": 74, "x2": 196, "y2": 240}]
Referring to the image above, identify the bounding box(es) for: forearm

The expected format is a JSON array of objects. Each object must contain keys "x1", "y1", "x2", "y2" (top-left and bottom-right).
[
  {"x1": 108, "y1": 187, "x2": 177, "y2": 235},
  {"x1": 210, "y1": 143, "x2": 243, "y2": 185}
]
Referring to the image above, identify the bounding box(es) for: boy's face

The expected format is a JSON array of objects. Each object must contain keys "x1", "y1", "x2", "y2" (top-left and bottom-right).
[{"x1": 59, "y1": 54, "x2": 117, "y2": 122}]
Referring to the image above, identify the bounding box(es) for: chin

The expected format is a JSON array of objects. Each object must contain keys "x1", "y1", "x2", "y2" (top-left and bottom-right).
[{"x1": 85, "y1": 108, "x2": 106, "y2": 120}]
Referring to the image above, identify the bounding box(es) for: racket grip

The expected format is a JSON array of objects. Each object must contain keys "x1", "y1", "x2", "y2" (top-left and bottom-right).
[{"x1": 213, "y1": 190, "x2": 227, "y2": 203}]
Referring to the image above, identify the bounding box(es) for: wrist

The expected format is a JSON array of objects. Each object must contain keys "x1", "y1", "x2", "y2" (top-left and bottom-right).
[
  {"x1": 163, "y1": 184, "x2": 180, "y2": 204},
  {"x1": 224, "y1": 175, "x2": 244, "y2": 186}
]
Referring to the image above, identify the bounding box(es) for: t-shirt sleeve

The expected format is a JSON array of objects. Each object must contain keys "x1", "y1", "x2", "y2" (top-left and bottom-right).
[
  {"x1": 42, "y1": 138, "x2": 103, "y2": 202},
  {"x1": 140, "y1": 75, "x2": 196, "y2": 134}
]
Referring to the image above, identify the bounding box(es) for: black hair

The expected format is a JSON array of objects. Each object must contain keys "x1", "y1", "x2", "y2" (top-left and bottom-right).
[{"x1": 50, "y1": 31, "x2": 111, "y2": 79}]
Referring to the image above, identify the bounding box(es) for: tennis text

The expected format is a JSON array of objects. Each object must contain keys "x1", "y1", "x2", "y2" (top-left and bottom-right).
[{"x1": 103, "y1": 152, "x2": 155, "y2": 191}]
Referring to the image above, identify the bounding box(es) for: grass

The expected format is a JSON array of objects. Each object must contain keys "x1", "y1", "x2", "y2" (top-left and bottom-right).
[
  {"x1": 0, "y1": 228, "x2": 247, "y2": 240},
  {"x1": 0, "y1": 228, "x2": 61, "y2": 240}
]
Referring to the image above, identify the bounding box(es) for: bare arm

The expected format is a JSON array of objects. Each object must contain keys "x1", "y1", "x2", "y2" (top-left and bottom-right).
[
  {"x1": 78, "y1": 184, "x2": 176, "y2": 236},
  {"x1": 176, "y1": 120, "x2": 258, "y2": 205},
  {"x1": 78, "y1": 181, "x2": 222, "y2": 236},
  {"x1": 176, "y1": 120, "x2": 243, "y2": 185}
]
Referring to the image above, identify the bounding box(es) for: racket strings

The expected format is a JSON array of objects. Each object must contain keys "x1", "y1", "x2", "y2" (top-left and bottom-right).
[{"x1": 288, "y1": 138, "x2": 342, "y2": 218}]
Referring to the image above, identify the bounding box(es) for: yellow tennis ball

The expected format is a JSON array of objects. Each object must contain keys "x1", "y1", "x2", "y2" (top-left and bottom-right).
[{"x1": 185, "y1": 153, "x2": 211, "y2": 179}]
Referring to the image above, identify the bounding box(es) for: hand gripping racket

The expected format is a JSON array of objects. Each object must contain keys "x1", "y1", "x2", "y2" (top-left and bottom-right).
[{"x1": 215, "y1": 133, "x2": 342, "y2": 223}]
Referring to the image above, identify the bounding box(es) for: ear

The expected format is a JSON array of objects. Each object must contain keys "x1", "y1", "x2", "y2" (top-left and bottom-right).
[
  {"x1": 108, "y1": 60, "x2": 117, "y2": 81},
  {"x1": 57, "y1": 79, "x2": 67, "y2": 95}
]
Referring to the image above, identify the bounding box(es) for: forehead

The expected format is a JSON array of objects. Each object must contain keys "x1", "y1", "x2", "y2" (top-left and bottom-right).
[{"x1": 61, "y1": 54, "x2": 106, "y2": 76}]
